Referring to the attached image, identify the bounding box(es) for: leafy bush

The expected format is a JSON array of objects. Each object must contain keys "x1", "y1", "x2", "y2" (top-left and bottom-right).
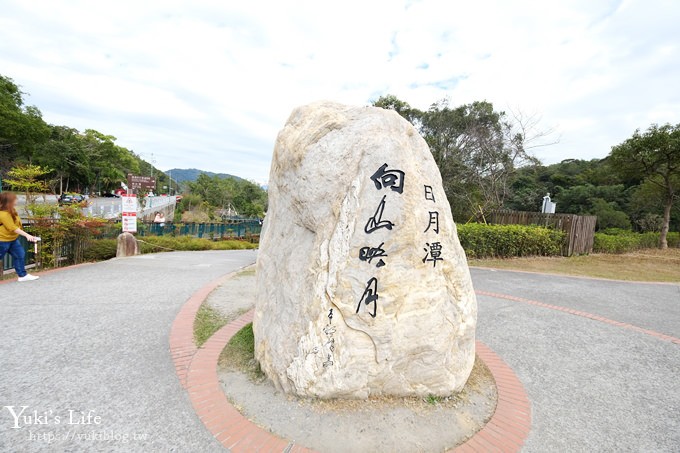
[
  {"x1": 27, "y1": 203, "x2": 106, "y2": 267},
  {"x1": 635, "y1": 213, "x2": 664, "y2": 233},
  {"x1": 81, "y1": 236, "x2": 257, "y2": 262},
  {"x1": 181, "y1": 209, "x2": 211, "y2": 223},
  {"x1": 590, "y1": 198, "x2": 631, "y2": 230},
  {"x1": 82, "y1": 239, "x2": 117, "y2": 261},
  {"x1": 138, "y1": 236, "x2": 256, "y2": 252},
  {"x1": 457, "y1": 223, "x2": 565, "y2": 258},
  {"x1": 594, "y1": 230, "x2": 679, "y2": 253},
  {"x1": 667, "y1": 232, "x2": 679, "y2": 247}
]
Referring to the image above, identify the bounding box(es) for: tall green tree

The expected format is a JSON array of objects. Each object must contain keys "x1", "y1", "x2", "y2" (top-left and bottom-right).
[
  {"x1": 372, "y1": 94, "x2": 421, "y2": 125},
  {"x1": 1, "y1": 73, "x2": 187, "y2": 196},
  {"x1": 79, "y1": 129, "x2": 140, "y2": 192},
  {"x1": 373, "y1": 96, "x2": 540, "y2": 221},
  {"x1": 0, "y1": 75, "x2": 49, "y2": 164},
  {"x1": 4, "y1": 164, "x2": 51, "y2": 211},
  {"x1": 610, "y1": 123, "x2": 680, "y2": 248},
  {"x1": 34, "y1": 125, "x2": 90, "y2": 194},
  {"x1": 187, "y1": 174, "x2": 267, "y2": 218}
]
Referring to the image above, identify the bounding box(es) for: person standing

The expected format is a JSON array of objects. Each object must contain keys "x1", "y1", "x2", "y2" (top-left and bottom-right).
[
  {"x1": 153, "y1": 211, "x2": 166, "y2": 229},
  {"x1": 0, "y1": 193, "x2": 40, "y2": 281}
]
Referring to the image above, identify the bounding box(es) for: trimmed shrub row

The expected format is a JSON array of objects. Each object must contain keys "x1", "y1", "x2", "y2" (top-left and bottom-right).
[
  {"x1": 593, "y1": 231, "x2": 680, "y2": 254},
  {"x1": 81, "y1": 224, "x2": 678, "y2": 263},
  {"x1": 137, "y1": 236, "x2": 257, "y2": 253},
  {"x1": 457, "y1": 223, "x2": 565, "y2": 259},
  {"x1": 82, "y1": 239, "x2": 118, "y2": 262},
  {"x1": 82, "y1": 236, "x2": 257, "y2": 262}
]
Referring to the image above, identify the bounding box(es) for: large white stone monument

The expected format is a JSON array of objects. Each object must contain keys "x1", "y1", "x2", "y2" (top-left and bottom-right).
[{"x1": 254, "y1": 102, "x2": 477, "y2": 399}]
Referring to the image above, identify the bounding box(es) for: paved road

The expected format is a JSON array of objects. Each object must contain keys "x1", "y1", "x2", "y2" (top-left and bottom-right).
[
  {"x1": 1, "y1": 254, "x2": 678, "y2": 452},
  {"x1": 471, "y1": 268, "x2": 680, "y2": 452},
  {"x1": 0, "y1": 250, "x2": 257, "y2": 452}
]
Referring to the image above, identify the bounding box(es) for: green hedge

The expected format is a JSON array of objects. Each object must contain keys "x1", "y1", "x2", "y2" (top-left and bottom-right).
[
  {"x1": 593, "y1": 231, "x2": 680, "y2": 253},
  {"x1": 83, "y1": 225, "x2": 678, "y2": 262},
  {"x1": 137, "y1": 236, "x2": 257, "y2": 253},
  {"x1": 82, "y1": 236, "x2": 257, "y2": 262},
  {"x1": 457, "y1": 223, "x2": 565, "y2": 258},
  {"x1": 83, "y1": 239, "x2": 118, "y2": 261}
]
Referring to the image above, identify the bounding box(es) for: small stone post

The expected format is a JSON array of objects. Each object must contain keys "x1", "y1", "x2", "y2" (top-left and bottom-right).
[{"x1": 116, "y1": 232, "x2": 139, "y2": 257}]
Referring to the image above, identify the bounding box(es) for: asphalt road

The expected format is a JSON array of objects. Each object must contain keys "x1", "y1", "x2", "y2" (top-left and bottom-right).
[
  {"x1": 0, "y1": 250, "x2": 257, "y2": 452},
  {"x1": 471, "y1": 268, "x2": 680, "y2": 452},
  {"x1": 0, "y1": 254, "x2": 677, "y2": 452}
]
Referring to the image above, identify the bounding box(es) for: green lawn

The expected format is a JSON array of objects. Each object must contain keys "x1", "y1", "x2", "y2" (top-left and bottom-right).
[{"x1": 469, "y1": 248, "x2": 680, "y2": 282}]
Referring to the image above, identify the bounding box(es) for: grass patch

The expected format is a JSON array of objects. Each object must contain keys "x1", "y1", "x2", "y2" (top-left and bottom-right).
[
  {"x1": 194, "y1": 304, "x2": 229, "y2": 347},
  {"x1": 219, "y1": 323, "x2": 264, "y2": 379},
  {"x1": 425, "y1": 394, "x2": 442, "y2": 405},
  {"x1": 470, "y1": 248, "x2": 680, "y2": 282},
  {"x1": 236, "y1": 267, "x2": 256, "y2": 277}
]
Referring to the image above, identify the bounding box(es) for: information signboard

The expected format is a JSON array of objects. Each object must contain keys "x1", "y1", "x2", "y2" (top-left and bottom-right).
[
  {"x1": 121, "y1": 194, "x2": 138, "y2": 233},
  {"x1": 127, "y1": 174, "x2": 156, "y2": 191}
]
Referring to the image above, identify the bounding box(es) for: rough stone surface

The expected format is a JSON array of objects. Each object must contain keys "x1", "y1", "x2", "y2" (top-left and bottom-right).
[
  {"x1": 116, "y1": 232, "x2": 139, "y2": 257},
  {"x1": 254, "y1": 101, "x2": 477, "y2": 399}
]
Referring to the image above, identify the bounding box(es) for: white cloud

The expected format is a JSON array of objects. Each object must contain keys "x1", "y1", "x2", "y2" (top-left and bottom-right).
[{"x1": 1, "y1": 0, "x2": 678, "y2": 182}]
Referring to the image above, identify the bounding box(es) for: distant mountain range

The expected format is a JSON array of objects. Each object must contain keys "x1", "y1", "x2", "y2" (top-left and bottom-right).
[{"x1": 165, "y1": 168, "x2": 244, "y2": 184}]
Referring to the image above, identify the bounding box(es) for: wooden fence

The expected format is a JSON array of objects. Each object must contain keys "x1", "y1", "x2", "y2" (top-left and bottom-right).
[{"x1": 490, "y1": 210, "x2": 597, "y2": 256}]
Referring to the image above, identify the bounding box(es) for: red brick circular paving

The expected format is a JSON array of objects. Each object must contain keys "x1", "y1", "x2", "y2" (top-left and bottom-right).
[{"x1": 170, "y1": 274, "x2": 533, "y2": 452}]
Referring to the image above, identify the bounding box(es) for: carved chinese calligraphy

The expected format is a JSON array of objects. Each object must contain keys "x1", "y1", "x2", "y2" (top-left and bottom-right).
[
  {"x1": 357, "y1": 162, "x2": 405, "y2": 317},
  {"x1": 424, "y1": 211, "x2": 439, "y2": 234},
  {"x1": 424, "y1": 185, "x2": 435, "y2": 202},
  {"x1": 364, "y1": 195, "x2": 395, "y2": 234},
  {"x1": 371, "y1": 163, "x2": 405, "y2": 194},
  {"x1": 323, "y1": 308, "x2": 336, "y2": 367},
  {"x1": 358, "y1": 243, "x2": 387, "y2": 268},
  {"x1": 356, "y1": 277, "x2": 379, "y2": 318},
  {"x1": 423, "y1": 242, "x2": 443, "y2": 267},
  {"x1": 422, "y1": 184, "x2": 443, "y2": 266}
]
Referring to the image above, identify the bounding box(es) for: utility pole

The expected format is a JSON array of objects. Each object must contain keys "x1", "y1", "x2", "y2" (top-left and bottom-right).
[
  {"x1": 148, "y1": 153, "x2": 157, "y2": 194},
  {"x1": 168, "y1": 169, "x2": 173, "y2": 195}
]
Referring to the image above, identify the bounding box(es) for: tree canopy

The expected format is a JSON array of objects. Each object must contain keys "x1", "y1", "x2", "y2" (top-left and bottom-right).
[
  {"x1": 609, "y1": 123, "x2": 679, "y2": 248},
  {"x1": 1, "y1": 73, "x2": 267, "y2": 220},
  {"x1": 0, "y1": 74, "x2": 176, "y2": 195},
  {"x1": 374, "y1": 95, "x2": 679, "y2": 239},
  {"x1": 185, "y1": 173, "x2": 267, "y2": 219},
  {"x1": 374, "y1": 95, "x2": 540, "y2": 221},
  {"x1": 0, "y1": 75, "x2": 49, "y2": 164}
]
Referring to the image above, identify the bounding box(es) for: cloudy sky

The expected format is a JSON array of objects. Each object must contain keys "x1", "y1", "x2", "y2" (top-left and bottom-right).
[{"x1": 1, "y1": 0, "x2": 678, "y2": 182}]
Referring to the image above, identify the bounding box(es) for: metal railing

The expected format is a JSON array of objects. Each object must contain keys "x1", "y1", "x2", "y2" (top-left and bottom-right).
[
  {"x1": 139, "y1": 221, "x2": 261, "y2": 238},
  {"x1": 95, "y1": 220, "x2": 262, "y2": 239},
  {"x1": 84, "y1": 195, "x2": 177, "y2": 219},
  {"x1": 2, "y1": 219, "x2": 261, "y2": 276}
]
